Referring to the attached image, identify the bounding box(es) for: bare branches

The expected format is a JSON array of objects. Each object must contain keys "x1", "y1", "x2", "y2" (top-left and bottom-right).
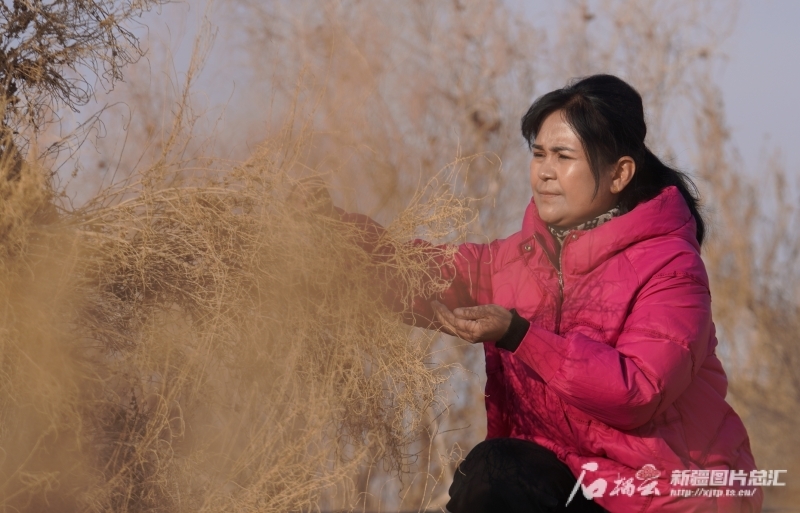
[
  {"x1": 236, "y1": 0, "x2": 541, "y2": 234},
  {"x1": 691, "y1": 77, "x2": 800, "y2": 507},
  {"x1": 0, "y1": 0, "x2": 798, "y2": 510},
  {"x1": 0, "y1": 0, "x2": 168, "y2": 161}
]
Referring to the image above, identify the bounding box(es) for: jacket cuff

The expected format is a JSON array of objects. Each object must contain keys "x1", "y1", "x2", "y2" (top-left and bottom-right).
[
  {"x1": 513, "y1": 326, "x2": 569, "y2": 382},
  {"x1": 495, "y1": 309, "x2": 530, "y2": 352}
]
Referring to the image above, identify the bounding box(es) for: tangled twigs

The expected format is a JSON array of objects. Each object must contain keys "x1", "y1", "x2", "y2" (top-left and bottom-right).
[{"x1": 0, "y1": 145, "x2": 471, "y2": 512}]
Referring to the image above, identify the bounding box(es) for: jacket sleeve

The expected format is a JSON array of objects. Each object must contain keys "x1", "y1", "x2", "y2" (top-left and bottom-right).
[
  {"x1": 484, "y1": 343, "x2": 512, "y2": 439},
  {"x1": 507, "y1": 269, "x2": 712, "y2": 431}
]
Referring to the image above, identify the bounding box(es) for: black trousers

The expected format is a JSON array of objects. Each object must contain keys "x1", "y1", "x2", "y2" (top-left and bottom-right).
[{"x1": 446, "y1": 438, "x2": 608, "y2": 513}]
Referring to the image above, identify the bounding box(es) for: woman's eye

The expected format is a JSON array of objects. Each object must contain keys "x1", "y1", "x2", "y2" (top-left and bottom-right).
[
  {"x1": 558, "y1": 154, "x2": 571, "y2": 160},
  {"x1": 533, "y1": 152, "x2": 544, "y2": 158}
]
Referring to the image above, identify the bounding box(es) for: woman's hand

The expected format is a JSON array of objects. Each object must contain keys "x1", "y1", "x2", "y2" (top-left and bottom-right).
[{"x1": 431, "y1": 300, "x2": 513, "y2": 343}]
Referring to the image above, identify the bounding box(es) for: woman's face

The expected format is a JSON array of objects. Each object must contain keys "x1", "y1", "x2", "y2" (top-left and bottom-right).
[{"x1": 529, "y1": 110, "x2": 622, "y2": 229}]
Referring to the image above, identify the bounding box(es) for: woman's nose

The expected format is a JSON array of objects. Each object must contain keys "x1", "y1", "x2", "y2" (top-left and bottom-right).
[{"x1": 537, "y1": 159, "x2": 556, "y2": 181}]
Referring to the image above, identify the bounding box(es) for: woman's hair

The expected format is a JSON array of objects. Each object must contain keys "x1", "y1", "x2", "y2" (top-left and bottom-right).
[{"x1": 520, "y1": 74, "x2": 705, "y2": 245}]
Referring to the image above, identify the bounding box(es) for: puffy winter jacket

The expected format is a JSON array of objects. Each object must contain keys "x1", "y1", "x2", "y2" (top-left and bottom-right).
[
  {"x1": 438, "y1": 186, "x2": 762, "y2": 512},
  {"x1": 342, "y1": 185, "x2": 762, "y2": 512}
]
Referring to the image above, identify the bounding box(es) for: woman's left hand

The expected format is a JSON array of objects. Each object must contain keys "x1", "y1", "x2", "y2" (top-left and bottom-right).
[{"x1": 431, "y1": 301, "x2": 513, "y2": 343}]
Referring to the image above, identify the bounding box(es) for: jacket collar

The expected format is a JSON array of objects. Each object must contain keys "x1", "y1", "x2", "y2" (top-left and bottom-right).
[{"x1": 521, "y1": 186, "x2": 698, "y2": 275}]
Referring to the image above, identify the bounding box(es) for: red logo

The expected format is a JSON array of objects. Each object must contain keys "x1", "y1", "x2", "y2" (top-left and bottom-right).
[{"x1": 636, "y1": 464, "x2": 661, "y2": 481}]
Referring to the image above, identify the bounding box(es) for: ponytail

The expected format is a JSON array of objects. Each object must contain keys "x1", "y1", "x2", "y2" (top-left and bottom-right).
[{"x1": 619, "y1": 149, "x2": 705, "y2": 245}]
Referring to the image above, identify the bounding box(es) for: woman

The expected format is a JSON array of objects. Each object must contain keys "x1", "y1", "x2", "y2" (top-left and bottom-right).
[{"x1": 333, "y1": 74, "x2": 762, "y2": 512}]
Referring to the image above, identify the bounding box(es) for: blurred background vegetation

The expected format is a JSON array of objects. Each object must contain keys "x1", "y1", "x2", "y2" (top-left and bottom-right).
[{"x1": 2, "y1": 0, "x2": 799, "y2": 511}]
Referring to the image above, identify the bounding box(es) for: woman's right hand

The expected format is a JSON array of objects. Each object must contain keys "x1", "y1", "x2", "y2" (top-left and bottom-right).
[{"x1": 431, "y1": 300, "x2": 513, "y2": 344}]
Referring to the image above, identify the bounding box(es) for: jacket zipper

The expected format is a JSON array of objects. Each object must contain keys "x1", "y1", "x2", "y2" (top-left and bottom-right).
[
  {"x1": 533, "y1": 232, "x2": 568, "y2": 334},
  {"x1": 555, "y1": 240, "x2": 565, "y2": 334}
]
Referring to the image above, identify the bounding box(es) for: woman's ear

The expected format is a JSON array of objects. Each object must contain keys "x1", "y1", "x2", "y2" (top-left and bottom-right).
[{"x1": 610, "y1": 156, "x2": 636, "y2": 194}]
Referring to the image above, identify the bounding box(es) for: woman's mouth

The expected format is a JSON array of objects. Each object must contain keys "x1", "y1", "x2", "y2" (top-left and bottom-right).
[{"x1": 537, "y1": 190, "x2": 560, "y2": 198}]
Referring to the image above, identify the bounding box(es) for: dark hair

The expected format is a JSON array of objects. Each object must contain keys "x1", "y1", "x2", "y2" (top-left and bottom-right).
[{"x1": 520, "y1": 74, "x2": 705, "y2": 245}]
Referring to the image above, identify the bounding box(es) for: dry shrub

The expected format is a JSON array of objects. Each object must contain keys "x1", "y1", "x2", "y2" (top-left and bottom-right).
[
  {"x1": 0, "y1": 156, "x2": 90, "y2": 511},
  {"x1": 3, "y1": 0, "x2": 799, "y2": 510},
  {"x1": 0, "y1": 109, "x2": 473, "y2": 511},
  {"x1": 0, "y1": 0, "x2": 169, "y2": 164},
  {"x1": 691, "y1": 82, "x2": 800, "y2": 508},
  {"x1": 236, "y1": 0, "x2": 538, "y2": 232},
  {"x1": 232, "y1": 3, "x2": 542, "y2": 505}
]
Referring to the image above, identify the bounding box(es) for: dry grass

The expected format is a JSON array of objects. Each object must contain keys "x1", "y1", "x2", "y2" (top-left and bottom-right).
[
  {"x1": 0, "y1": 103, "x2": 474, "y2": 512},
  {"x1": 2, "y1": 0, "x2": 800, "y2": 511}
]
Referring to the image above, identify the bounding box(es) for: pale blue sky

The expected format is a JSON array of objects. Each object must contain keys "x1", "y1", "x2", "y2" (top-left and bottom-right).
[
  {"x1": 721, "y1": 0, "x2": 800, "y2": 176},
  {"x1": 514, "y1": 0, "x2": 800, "y2": 178},
  {"x1": 79, "y1": 0, "x2": 800, "y2": 186}
]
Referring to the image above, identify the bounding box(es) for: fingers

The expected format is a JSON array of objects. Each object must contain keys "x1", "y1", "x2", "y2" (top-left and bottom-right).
[
  {"x1": 431, "y1": 300, "x2": 458, "y2": 337},
  {"x1": 432, "y1": 303, "x2": 514, "y2": 343},
  {"x1": 432, "y1": 301, "x2": 481, "y2": 342},
  {"x1": 453, "y1": 304, "x2": 492, "y2": 320}
]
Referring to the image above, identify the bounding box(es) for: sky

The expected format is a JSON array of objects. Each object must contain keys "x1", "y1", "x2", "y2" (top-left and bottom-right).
[
  {"x1": 720, "y1": 0, "x2": 800, "y2": 177},
  {"x1": 67, "y1": 0, "x2": 800, "y2": 196},
  {"x1": 513, "y1": 0, "x2": 800, "y2": 179}
]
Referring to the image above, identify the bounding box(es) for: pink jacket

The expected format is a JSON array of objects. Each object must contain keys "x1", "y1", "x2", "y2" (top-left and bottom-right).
[{"x1": 404, "y1": 186, "x2": 761, "y2": 512}]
